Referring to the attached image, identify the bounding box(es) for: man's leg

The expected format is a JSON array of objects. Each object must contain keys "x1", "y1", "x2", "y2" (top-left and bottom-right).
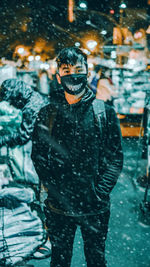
[
  {"x1": 80, "y1": 209, "x2": 110, "y2": 267},
  {"x1": 45, "y1": 209, "x2": 77, "y2": 267}
]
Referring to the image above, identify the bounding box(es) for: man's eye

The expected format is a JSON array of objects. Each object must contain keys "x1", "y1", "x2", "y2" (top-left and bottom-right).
[
  {"x1": 64, "y1": 70, "x2": 70, "y2": 74},
  {"x1": 77, "y1": 69, "x2": 83, "y2": 73}
]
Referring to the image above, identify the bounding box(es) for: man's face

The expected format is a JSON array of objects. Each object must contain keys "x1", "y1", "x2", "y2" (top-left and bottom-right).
[{"x1": 56, "y1": 61, "x2": 88, "y2": 96}]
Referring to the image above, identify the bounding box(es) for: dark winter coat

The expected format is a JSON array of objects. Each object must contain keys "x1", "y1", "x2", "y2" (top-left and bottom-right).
[
  {"x1": 31, "y1": 87, "x2": 123, "y2": 216},
  {"x1": 0, "y1": 78, "x2": 49, "y2": 147}
]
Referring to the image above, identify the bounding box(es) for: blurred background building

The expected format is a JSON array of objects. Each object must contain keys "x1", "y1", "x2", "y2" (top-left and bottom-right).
[{"x1": 0, "y1": 0, "x2": 150, "y2": 126}]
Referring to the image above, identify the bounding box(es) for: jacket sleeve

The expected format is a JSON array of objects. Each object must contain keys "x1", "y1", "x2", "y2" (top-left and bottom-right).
[
  {"x1": 96, "y1": 105, "x2": 123, "y2": 197},
  {"x1": 0, "y1": 93, "x2": 48, "y2": 147},
  {"x1": 31, "y1": 105, "x2": 51, "y2": 183}
]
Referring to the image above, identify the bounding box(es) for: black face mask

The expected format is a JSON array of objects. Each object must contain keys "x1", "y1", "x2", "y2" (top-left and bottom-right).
[{"x1": 60, "y1": 74, "x2": 87, "y2": 95}]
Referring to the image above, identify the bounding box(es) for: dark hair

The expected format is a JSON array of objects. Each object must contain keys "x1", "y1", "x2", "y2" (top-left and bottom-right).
[
  {"x1": 56, "y1": 47, "x2": 88, "y2": 71},
  {"x1": 94, "y1": 64, "x2": 110, "y2": 79},
  {"x1": 0, "y1": 78, "x2": 32, "y2": 108},
  {"x1": 94, "y1": 65, "x2": 102, "y2": 73}
]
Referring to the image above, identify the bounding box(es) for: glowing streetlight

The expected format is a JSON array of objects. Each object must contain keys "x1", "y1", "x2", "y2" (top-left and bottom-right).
[
  {"x1": 35, "y1": 55, "x2": 41, "y2": 61},
  {"x1": 86, "y1": 40, "x2": 97, "y2": 51},
  {"x1": 75, "y1": 42, "x2": 80, "y2": 47},
  {"x1": 79, "y1": 0, "x2": 87, "y2": 10},
  {"x1": 44, "y1": 63, "x2": 50, "y2": 70},
  {"x1": 40, "y1": 63, "x2": 50, "y2": 70},
  {"x1": 120, "y1": 3, "x2": 127, "y2": 9},
  {"x1": 86, "y1": 20, "x2": 91, "y2": 25},
  {"x1": 28, "y1": 55, "x2": 34, "y2": 61},
  {"x1": 17, "y1": 47, "x2": 25, "y2": 55},
  {"x1": 80, "y1": 3, "x2": 86, "y2": 8},
  {"x1": 101, "y1": 30, "x2": 107, "y2": 35}
]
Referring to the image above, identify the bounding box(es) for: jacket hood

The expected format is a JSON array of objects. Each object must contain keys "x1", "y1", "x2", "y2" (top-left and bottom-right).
[
  {"x1": 50, "y1": 81, "x2": 95, "y2": 107},
  {"x1": 66, "y1": 86, "x2": 95, "y2": 110},
  {"x1": 80, "y1": 86, "x2": 95, "y2": 104},
  {"x1": 0, "y1": 78, "x2": 33, "y2": 109}
]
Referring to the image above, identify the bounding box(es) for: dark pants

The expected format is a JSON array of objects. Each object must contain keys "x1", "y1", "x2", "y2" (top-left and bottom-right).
[{"x1": 45, "y1": 208, "x2": 110, "y2": 267}]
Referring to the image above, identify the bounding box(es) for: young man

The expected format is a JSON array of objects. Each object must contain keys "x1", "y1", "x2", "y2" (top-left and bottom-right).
[{"x1": 31, "y1": 47, "x2": 123, "y2": 267}]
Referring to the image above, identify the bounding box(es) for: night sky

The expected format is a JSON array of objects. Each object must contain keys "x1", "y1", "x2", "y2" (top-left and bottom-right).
[
  {"x1": 0, "y1": 0, "x2": 148, "y2": 16},
  {"x1": 0, "y1": 0, "x2": 149, "y2": 58},
  {"x1": 0, "y1": 0, "x2": 148, "y2": 28}
]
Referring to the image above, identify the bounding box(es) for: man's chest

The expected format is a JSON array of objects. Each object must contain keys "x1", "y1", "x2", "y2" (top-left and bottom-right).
[{"x1": 52, "y1": 108, "x2": 98, "y2": 143}]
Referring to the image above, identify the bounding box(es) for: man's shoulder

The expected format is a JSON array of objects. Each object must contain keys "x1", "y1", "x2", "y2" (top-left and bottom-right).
[
  {"x1": 38, "y1": 103, "x2": 51, "y2": 118},
  {"x1": 92, "y1": 98, "x2": 117, "y2": 120},
  {"x1": 92, "y1": 98, "x2": 114, "y2": 113},
  {"x1": 38, "y1": 102, "x2": 57, "y2": 122},
  {"x1": 24, "y1": 90, "x2": 49, "y2": 112}
]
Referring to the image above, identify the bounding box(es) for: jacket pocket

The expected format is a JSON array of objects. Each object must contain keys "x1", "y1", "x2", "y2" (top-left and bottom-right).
[{"x1": 94, "y1": 178, "x2": 110, "y2": 205}]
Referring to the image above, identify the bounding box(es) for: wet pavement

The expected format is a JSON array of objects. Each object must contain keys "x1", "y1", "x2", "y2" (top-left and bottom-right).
[{"x1": 26, "y1": 137, "x2": 150, "y2": 267}]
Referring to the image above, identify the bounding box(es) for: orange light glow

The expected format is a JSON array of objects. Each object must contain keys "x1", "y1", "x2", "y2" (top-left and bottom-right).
[{"x1": 68, "y1": 0, "x2": 74, "y2": 23}]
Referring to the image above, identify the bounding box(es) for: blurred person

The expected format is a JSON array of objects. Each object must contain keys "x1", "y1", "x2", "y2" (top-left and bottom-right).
[
  {"x1": 38, "y1": 69, "x2": 51, "y2": 95},
  {"x1": 128, "y1": 48, "x2": 148, "y2": 68},
  {"x1": 90, "y1": 65, "x2": 117, "y2": 106},
  {"x1": 0, "y1": 99, "x2": 47, "y2": 266},
  {"x1": 0, "y1": 78, "x2": 48, "y2": 147},
  {"x1": 0, "y1": 79, "x2": 51, "y2": 260},
  {"x1": 90, "y1": 64, "x2": 102, "y2": 94},
  {"x1": 31, "y1": 47, "x2": 123, "y2": 267},
  {"x1": 96, "y1": 66, "x2": 118, "y2": 106}
]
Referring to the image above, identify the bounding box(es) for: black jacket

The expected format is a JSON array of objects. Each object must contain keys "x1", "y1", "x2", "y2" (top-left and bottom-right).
[
  {"x1": 0, "y1": 78, "x2": 49, "y2": 147},
  {"x1": 32, "y1": 88, "x2": 123, "y2": 216}
]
